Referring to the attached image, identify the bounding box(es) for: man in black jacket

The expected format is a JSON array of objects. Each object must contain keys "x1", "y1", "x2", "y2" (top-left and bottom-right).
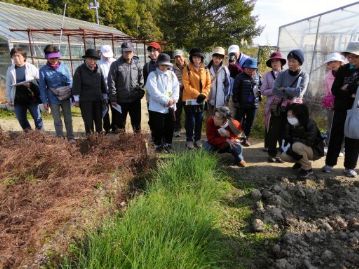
[
  {"x1": 108, "y1": 42, "x2": 144, "y2": 133},
  {"x1": 280, "y1": 104, "x2": 324, "y2": 179}
]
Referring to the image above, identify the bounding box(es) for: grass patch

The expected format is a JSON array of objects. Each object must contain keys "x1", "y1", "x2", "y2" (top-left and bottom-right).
[{"x1": 60, "y1": 151, "x2": 235, "y2": 269}]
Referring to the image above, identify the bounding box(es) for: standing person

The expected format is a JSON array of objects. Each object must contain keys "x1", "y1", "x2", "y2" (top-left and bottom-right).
[
  {"x1": 39, "y1": 45, "x2": 74, "y2": 141},
  {"x1": 232, "y1": 58, "x2": 260, "y2": 147},
  {"x1": 182, "y1": 48, "x2": 211, "y2": 149},
  {"x1": 172, "y1": 49, "x2": 187, "y2": 137},
  {"x1": 207, "y1": 47, "x2": 230, "y2": 115},
  {"x1": 145, "y1": 53, "x2": 180, "y2": 152},
  {"x1": 205, "y1": 106, "x2": 246, "y2": 167},
  {"x1": 280, "y1": 104, "x2": 324, "y2": 179},
  {"x1": 72, "y1": 48, "x2": 107, "y2": 135},
  {"x1": 98, "y1": 45, "x2": 116, "y2": 133},
  {"x1": 108, "y1": 42, "x2": 144, "y2": 133},
  {"x1": 321, "y1": 52, "x2": 345, "y2": 149},
  {"x1": 228, "y1": 44, "x2": 250, "y2": 69},
  {"x1": 261, "y1": 51, "x2": 286, "y2": 157},
  {"x1": 268, "y1": 49, "x2": 309, "y2": 161},
  {"x1": 143, "y1": 41, "x2": 161, "y2": 84},
  {"x1": 6, "y1": 47, "x2": 43, "y2": 131},
  {"x1": 322, "y1": 47, "x2": 359, "y2": 177}
]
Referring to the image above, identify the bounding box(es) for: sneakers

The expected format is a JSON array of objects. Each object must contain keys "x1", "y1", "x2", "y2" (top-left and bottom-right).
[
  {"x1": 238, "y1": 160, "x2": 247, "y2": 167},
  {"x1": 292, "y1": 163, "x2": 302, "y2": 170},
  {"x1": 297, "y1": 168, "x2": 314, "y2": 179},
  {"x1": 322, "y1": 165, "x2": 333, "y2": 173},
  {"x1": 186, "y1": 141, "x2": 194, "y2": 149},
  {"x1": 344, "y1": 168, "x2": 357, "y2": 178},
  {"x1": 194, "y1": 140, "x2": 202, "y2": 148},
  {"x1": 174, "y1": 131, "x2": 181, "y2": 137},
  {"x1": 267, "y1": 156, "x2": 284, "y2": 163}
]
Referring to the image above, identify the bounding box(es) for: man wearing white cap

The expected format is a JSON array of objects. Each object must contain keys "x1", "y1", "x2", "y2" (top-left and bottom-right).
[
  {"x1": 228, "y1": 44, "x2": 250, "y2": 69},
  {"x1": 99, "y1": 45, "x2": 116, "y2": 133}
]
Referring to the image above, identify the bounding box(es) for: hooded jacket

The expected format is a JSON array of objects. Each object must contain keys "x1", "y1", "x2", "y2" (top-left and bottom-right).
[{"x1": 182, "y1": 63, "x2": 211, "y2": 102}]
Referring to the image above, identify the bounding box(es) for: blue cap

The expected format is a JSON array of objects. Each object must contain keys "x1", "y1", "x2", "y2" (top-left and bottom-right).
[{"x1": 242, "y1": 58, "x2": 258, "y2": 69}]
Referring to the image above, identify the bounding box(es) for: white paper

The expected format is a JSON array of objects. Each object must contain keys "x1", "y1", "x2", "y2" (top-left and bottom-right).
[
  {"x1": 111, "y1": 103, "x2": 122, "y2": 113},
  {"x1": 185, "y1": 99, "x2": 199, "y2": 106}
]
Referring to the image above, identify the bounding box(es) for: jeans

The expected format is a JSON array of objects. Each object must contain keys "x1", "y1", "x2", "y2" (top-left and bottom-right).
[
  {"x1": 149, "y1": 110, "x2": 174, "y2": 146},
  {"x1": 204, "y1": 141, "x2": 244, "y2": 163},
  {"x1": 184, "y1": 105, "x2": 203, "y2": 142},
  {"x1": 234, "y1": 107, "x2": 257, "y2": 137},
  {"x1": 14, "y1": 103, "x2": 43, "y2": 130},
  {"x1": 50, "y1": 99, "x2": 74, "y2": 139}
]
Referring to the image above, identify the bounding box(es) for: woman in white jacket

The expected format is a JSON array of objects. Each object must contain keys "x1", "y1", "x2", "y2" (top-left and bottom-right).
[
  {"x1": 207, "y1": 47, "x2": 230, "y2": 115},
  {"x1": 145, "y1": 53, "x2": 180, "y2": 153},
  {"x1": 6, "y1": 47, "x2": 43, "y2": 131}
]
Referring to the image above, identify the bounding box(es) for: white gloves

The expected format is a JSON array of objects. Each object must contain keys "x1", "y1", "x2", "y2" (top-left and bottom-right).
[{"x1": 281, "y1": 139, "x2": 291, "y2": 153}]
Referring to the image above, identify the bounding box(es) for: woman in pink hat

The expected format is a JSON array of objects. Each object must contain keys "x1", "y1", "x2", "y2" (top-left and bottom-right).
[{"x1": 261, "y1": 51, "x2": 286, "y2": 159}]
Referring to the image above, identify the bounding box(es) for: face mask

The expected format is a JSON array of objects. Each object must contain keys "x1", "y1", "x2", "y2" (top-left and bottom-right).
[{"x1": 287, "y1": 117, "x2": 299, "y2": 126}]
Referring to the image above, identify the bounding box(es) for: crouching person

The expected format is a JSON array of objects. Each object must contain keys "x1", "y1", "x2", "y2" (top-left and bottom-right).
[
  {"x1": 280, "y1": 104, "x2": 324, "y2": 179},
  {"x1": 145, "y1": 53, "x2": 180, "y2": 153},
  {"x1": 204, "y1": 106, "x2": 247, "y2": 167}
]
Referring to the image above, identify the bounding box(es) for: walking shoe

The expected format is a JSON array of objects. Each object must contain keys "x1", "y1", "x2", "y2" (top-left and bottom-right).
[
  {"x1": 267, "y1": 157, "x2": 277, "y2": 163},
  {"x1": 344, "y1": 168, "x2": 357, "y2": 178},
  {"x1": 241, "y1": 138, "x2": 251, "y2": 147},
  {"x1": 292, "y1": 163, "x2": 302, "y2": 170},
  {"x1": 174, "y1": 131, "x2": 181, "y2": 137},
  {"x1": 194, "y1": 140, "x2": 202, "y2": 149},
  {"x1": 275, "y1": 156, "x2": 284, "y2": 163},
  {"x1": 297, "y1": 168, "x2": 313, "y2": 179},
  {"x1": 186, "y1": 141, "x2": 194, "y2": 149},
  {"x1": 322, "y1": 165, "x2": 333, "y2": 173},
  {"x1": 237, "y1": 160, "x2": 247, "y2": 167}
]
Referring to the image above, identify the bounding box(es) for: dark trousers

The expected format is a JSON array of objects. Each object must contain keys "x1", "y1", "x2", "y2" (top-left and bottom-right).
[
  {"x1": 235, "y1": 107, "x2": 257, "y2": 137},
  {"x1": 116, "y1": 100, "x2": 141, "y2": 133},
  {"x1": 174, "y1": 101, "x2": 183, "y2": 132},
  {"x1": 149, "y1": 110, "x2": 174, "y2": 146},
  {"x1": 103, "y1": 103, "x2": 111, "y2": 133},
  {"x1": 80, "y1": 100, "x2": 102, "y2": 135},
  {"x1": 344, "y1": 137, "x2": 359, "y2": 169},
  {"x1": 326, "y1": 110, "x2": 346, "y2": 166},
  {"x1": 267, "y1": 111, "x2": 287, "y2": 157},
  {"x1": 184, "y1": 105, "x2": 203, "y2": 142}
]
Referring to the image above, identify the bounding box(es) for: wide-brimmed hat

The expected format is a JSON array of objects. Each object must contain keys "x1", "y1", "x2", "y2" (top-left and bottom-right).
[
  {"x1": 82, "y1": 48, "x2": 100, "y2": 60},
  {"x1": 100, "y1": 45, "x2": 113, "y2": 58},
  {"x1": 242, "y1": 58, "x2": 258, "y2": 69},
  {"x1": 342, "y1": 42, "x2": 359, "y2": 56},
  {"x1": 266, "y1": 51, "x2": 286, "y2": 67},
  {"x1": 157, "y1": 53, "x2": 172, "y2": 66},
  {"x1": 212, "y1": 46, "x2": 225, "y2": 57},
  {"x1": 324, "y1": 52, "x2": 345, "y2": 64}
]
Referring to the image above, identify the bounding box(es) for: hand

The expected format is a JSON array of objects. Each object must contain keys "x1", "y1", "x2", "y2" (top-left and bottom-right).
[
  {"x1": 196, "y1": 93, "x2": 206, "y2": 104},
  {"x1": 73, "y1": 101, "x2": 79, "y2": 107},
  {"x1": 218, "y1": 128, "x2": 230, "y2": 137},
  {"x1": 24, "y1": 82, "x2": 31, "y2": 88},
  {"x1": 281, "y1": 139, "x2": 290, "y2": 153},
  {"x1": 111, "y1": 101, "x2": 117, "y2": 107},
  {"x1": 341, "y1": 84, "x2": 348, "y2": 91},
  {"x1": 8, "y1": 101, "x2": 14, "y2": 107},
  {"x1": 167, "y1": 99, "x2": 175, "y2": 107},
  {"x1": 43, "y1": 104, "x2": 49, "y2": 111}
]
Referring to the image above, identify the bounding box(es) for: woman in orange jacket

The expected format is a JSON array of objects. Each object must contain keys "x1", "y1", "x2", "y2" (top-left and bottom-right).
[{"x1": 182, "y1": 48, "x2": 211, "y2": 149}]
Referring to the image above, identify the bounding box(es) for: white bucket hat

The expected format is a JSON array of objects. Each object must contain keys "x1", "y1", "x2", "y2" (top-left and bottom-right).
[
  {"x1": 324, "y1": 52, "x2": 345, "y2": 64},
  {"x1": 100, "y1": 45, "x2": 114, "y2": 58}
]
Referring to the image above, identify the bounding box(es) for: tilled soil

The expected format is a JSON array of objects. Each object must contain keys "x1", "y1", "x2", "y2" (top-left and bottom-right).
[{"x1": 0, "y1": 131, "x2": 149, "y2": 268}]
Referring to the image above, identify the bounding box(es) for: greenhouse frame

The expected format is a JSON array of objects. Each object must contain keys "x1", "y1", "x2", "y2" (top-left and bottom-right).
[
  {"x1": 278, "y1": 1, "x2": 359, "y2": 106},
  {"x1": 0, "y1": 2, "x2": 147, "y2": 92}
]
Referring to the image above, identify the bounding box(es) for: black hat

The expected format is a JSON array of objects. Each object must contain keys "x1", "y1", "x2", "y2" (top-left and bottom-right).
[
  {"x1": 157, "y1": 53, "x2": 173, "y2": 66},
  {"x1": 82, "y1": 48, "x2": 100, "y2": 60},
  {"x1": 287, "y1": 49, "x2": 304, "y2": 65},
  {"x1": 189, "y1": 48, "x2": 204, "y2": 58},
  {"x1": 121, "y1": 42, "x2": 134, "y2": 52}
]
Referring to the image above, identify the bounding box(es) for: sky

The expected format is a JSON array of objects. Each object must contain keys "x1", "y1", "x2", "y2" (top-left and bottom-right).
[{"x1": 253, "y1": 0, "x2": 357, "y2": 45}]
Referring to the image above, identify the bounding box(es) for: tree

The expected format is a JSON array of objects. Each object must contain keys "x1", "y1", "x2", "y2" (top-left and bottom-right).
[
  {"x1": 158, "y1": 0, "x2": 262, "y2": 50},
  {"x1": 2, "y1": 0, "x2": 49, "y2": 10}
]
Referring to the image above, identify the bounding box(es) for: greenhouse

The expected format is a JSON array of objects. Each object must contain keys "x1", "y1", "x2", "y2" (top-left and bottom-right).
[
  {"x1": 0, "y1": 2, "x2": 146, "y2": 96},
  {"x1": 277, "y1": 1, "x2": 359, "y2": 106}
]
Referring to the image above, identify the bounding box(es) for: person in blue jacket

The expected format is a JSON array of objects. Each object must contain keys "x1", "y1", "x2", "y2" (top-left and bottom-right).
[{"x1": 39, "y1": 45, "x2": 74, "y2": 141}]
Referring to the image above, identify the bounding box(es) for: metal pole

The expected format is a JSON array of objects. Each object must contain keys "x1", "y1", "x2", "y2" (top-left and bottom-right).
[
  {"x1": 95, "y1": 0, "x2": 100, "y2": 25},
  {"x1": 309, "y1": 15, "x2": 322, "y2": 83},
  {"x1": 59, "y1": 3, "x2": 67, "y2": 49},
  {"x1": 27, "y1": 29, "x2": 35, "y2": 65},
  {"x1": 67, "y1": 35, "x2": 74, "y2": 76}
]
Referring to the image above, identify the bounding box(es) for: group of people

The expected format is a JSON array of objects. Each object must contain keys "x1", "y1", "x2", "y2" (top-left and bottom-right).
[{"x1": 4, "y1": 40, "x2": 359, "y2": 178}]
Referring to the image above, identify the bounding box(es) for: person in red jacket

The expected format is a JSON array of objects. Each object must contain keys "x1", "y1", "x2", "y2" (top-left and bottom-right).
[{"x1": 204, "y1": 106, "x2": 247, "y2": 167}]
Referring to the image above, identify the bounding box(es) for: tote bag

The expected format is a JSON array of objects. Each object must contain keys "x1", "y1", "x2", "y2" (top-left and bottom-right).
[{"x1": 344, "y1": 86, "x2": 359, "y2": 139}]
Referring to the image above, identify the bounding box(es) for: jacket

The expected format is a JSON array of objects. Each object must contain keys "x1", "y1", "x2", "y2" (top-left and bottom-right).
[
  {"x1": 284, "y1": 119, "x2": 324, "y2": 160},
  {"x1": 232, "y1": 72, "x2": 259, "y2": 109},
  {"x1": 72, "y1": 63, "x2": 107, "y2": 102},
  {"x1": 108, "y1": 57, "x2": 144, "y2": 103},
  {"x1": 143, "y1": 59, "x2": 157, "y2": 84},
  {"x1": 98, "y1": 57, "x2": 116, "y2": 91},
  {"x1": 145, "y1": 68, "x2": 180, "y2": 113},
  {"x1": 182, "y1": 63, "x2": 211, "y2": 102},
  {"x1": 39, "y1": 63, "x2": 72, "y2": 105},
  {"x1": 208, "y1": 65, "x2": 230, "y2": 108},
  {"x1": 206, "y1": 117, "x2": 241, "y2": 150},
  {"x1": 321, "y1": 70, "x2": 336, "y2": 109},
  {"x1": 332, "y1": 64, "x2": 357, "y2": 111},
  {"x1": 6, "y1": 62, "x2": 39, "y2": 104},
  {"x1": 261, "y1": 70, "x2": 280, "y2": 129},
  {"x1": 273, "y1": 69, "x2": 309, "y2": 107}
]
